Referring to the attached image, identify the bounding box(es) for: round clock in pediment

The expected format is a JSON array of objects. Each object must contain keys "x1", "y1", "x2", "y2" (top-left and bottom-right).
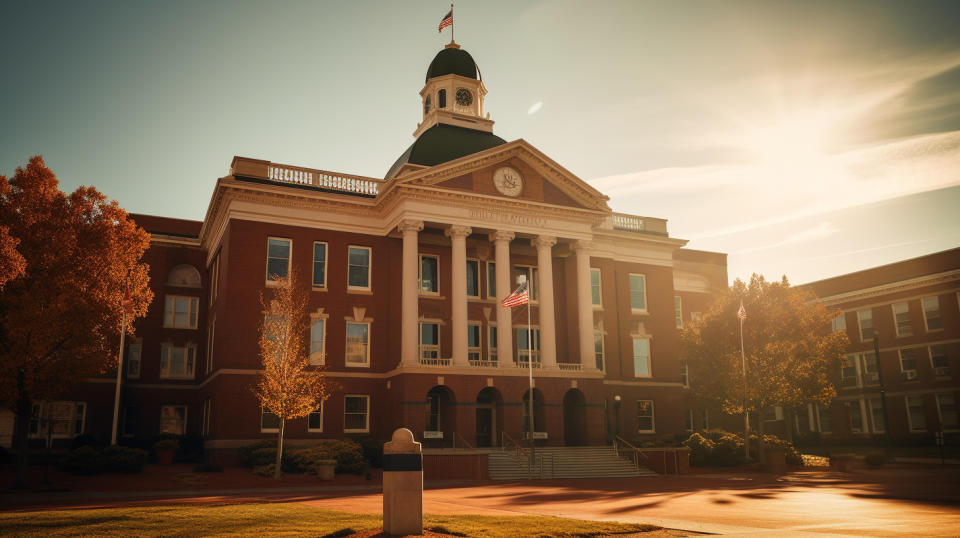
[{"x1": 493, "y1": 166, "x2": 524, "y2": 197}]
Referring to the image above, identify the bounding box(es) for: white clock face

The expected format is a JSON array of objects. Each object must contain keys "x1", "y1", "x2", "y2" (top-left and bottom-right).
[{"x1": 493, "y1": 167, "x2": 524, "y2": 197}]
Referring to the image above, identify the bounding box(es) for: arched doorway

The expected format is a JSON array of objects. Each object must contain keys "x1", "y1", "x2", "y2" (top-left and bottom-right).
[
  {"x1": 425, "y1": 386, "x2": 456, "y2": 447},
  {"x1": 521, "y1": 388, "x2": 546, "y2": 443},
  {"x1": 475, "y1": 387, "x2": 503, "y2": 447},
  {"x1": 563, "y1": 389, "x2": 588, "y2": 446}
]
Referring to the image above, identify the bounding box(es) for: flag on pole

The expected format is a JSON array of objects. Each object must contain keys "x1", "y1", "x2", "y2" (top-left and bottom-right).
[
  {"x1": 438, "y1": 9, "x2": 453, "y2": 32},
  {"x1": 501, "y1": 280, "x2": 529, "y2": 308},
  {"x1": 737, "y1": 302, "x2": 746, "y2": 321}
]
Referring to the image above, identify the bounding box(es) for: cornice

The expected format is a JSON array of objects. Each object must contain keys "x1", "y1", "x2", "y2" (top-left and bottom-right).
[{"x1": 813, "y1": 270, "x2": 960, "y2": 307}]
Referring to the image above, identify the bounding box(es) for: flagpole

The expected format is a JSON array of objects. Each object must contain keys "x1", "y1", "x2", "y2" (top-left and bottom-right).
[
  {"x1": 111, "y1": 310, "x2": 126, "y2": 446},
  {"x1": 740, "y1": 310, "x2": 749, "y2": 461},
  {"x1": 450, "y1": 3, "x2": 454, "y2": 44},
  {"x1": 527, "y1": 291, "x2": 535, "y2": 476}
]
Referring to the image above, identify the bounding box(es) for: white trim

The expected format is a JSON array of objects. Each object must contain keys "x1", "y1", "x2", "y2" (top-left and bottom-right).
[
  {"x1": 312, "y1": 241, "x2": 329, "y2": 289},
  {"x1": 466, "y1": 259, "x2": 480, "y2": 298},
  {"x1": 905, "y1": 395, "x2": 927, "y2": 432},
  {"x1": 160, "y1": 343, "x2": 197, "y2": 379},
  {"x1": 345, "y1": 321, "x2": 371, "y2": 367},
  {"x1": 343, "y1": 394, "x2": 370, "y2": 433},
  {"x1": 265, "y1": 236, "x2": 292, "y2": 285},
  {"x1": 126, "y1": 338, "x2": 142, "y2": 380},
  {"x1": 892, "y1": 302, "x2": 913, "y2": 337},
  {"x1": 856, "y1": 308, "x2": 873, "y2": 343},
  {"x1": 629, "y1": 273, "x2": 647, "y2": 313},
  {"x1": 419, "y1": 253, "x2": 440, "y2": 295},
  {"x1": 632, "y1": 336, "x2": 652, "y2": 378},
  {"x1": 163, "y1": 295, "x2": 200, "y2": 329},
  {"x1": 922, "y1": 296, "x2": 942, "y2": 332},
  {"x1": 636, "y1": 399, "x2": 655, "y2": 433},
  {"x1": 310, "y1": 312, "x2": 328, "y2": 366},
  {"x1": 590, "y1": 268, "x2": 602, "y2": 308},
  {"x1": 674, "y1": 295, "x2": 683, "y2": 329},
  {"x1": 347, "y1": 245, "x2": 373, "y2": 291},
  {"x1": 812, "y1": 270, "x2": 960, "y2": 306},
  {"x1": 935, "y1": 392, "x2": 958, "y2": 432},
  {"x1": 308, "y1": 402, "x2": 324, "y2": 433}
]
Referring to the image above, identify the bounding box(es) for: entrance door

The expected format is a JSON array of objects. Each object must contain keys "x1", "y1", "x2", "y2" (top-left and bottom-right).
[
  {"x1": 563, "y1": 389, "x2": 588, "y2": 446},
  {"x1": 476, "y1": 407, "x2": 494, "y2": 447}
]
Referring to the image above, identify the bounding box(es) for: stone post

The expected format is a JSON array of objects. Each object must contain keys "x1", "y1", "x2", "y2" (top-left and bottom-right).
[{"x1": 382, "y1": 428, "x2": 423, "y2": 536}]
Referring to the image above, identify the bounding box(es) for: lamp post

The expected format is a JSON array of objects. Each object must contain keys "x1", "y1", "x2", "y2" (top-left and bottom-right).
[
  {"x1": 613, "y1": 395, "x2": 621, "y2": 440},
  {"x1": 873, "y1": 333, "x2": 893, "y2": 449}
]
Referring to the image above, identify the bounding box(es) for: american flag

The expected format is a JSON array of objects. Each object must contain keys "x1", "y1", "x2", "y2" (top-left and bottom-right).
[
  {"x1": 737, "y1": 302, "x2": 746, "y2": 321},
  {"x1": 501, "y1": 280, "x2": 529, "y2": 308},
  {"x1": 438, "y1": 9, "x2": 452, "y2": 32}
]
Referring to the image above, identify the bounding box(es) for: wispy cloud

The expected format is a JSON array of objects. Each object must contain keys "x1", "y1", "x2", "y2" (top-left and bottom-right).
[
  {"x1": 527, "y1": 101, "x2": 543, "y2": 115},
  {"x1": 737, "y1": 222, "x2": 838, "y2": 254}
]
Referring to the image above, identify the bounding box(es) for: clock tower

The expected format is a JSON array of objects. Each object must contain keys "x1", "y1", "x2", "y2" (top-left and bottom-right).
[{"x1": 414, "y1": 42, "x2": 494, "y2": 138}]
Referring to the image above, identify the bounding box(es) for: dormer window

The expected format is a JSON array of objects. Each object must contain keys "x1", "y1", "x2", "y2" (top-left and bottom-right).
[
  {"x1": 424, "y1": 95, "x2": 431, "y2": 115},
  {"x1": 438, "y1": 89, "x2": 446, "y2": 108}
]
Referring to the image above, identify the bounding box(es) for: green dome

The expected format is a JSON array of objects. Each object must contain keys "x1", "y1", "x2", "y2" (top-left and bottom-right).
[
  {"x1": 425, "y1": 47, "x2": 480, "y2": 82},
  {"x1": 385, "y1": 124, "x2": 506, "y2": 179}
]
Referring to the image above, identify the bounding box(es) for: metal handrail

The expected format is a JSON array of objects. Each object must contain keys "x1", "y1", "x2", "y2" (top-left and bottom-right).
[
  {"x1": 502, "y1": 431, "x2": 529, "y2": 459},
  {"x1": 615, "y1": 435, "x2": 651, "y2": 470}
]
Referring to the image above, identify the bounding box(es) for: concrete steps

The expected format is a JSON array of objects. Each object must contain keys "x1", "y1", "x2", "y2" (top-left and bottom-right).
[{"x1": 487, "y1": 445, "x2": 658, "y2": 480}]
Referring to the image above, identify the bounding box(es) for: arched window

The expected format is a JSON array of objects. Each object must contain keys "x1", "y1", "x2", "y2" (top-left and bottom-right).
[
  {"x1": 424, "y1": 95, "x2": 431, "y2": 115},
  {"x1": 438, "y1": 89, "x2": 446, "y2": 109},
  {"x1": 167, "y1": 264, "x2": 201, "y2": 288}
]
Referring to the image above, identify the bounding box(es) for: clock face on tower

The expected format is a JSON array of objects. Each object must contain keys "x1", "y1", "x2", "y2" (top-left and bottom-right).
[
  {"x1": 492, "y1": 167, "x2": 524, "y2": 197},
  {"x1": 455, "y1": 88, "x2": 473, "y2": 106}
]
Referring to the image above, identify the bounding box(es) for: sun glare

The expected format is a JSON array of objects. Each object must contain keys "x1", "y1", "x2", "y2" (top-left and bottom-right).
[{"x1": 742, "y1": 117, "x2": 828, "y2": 164}]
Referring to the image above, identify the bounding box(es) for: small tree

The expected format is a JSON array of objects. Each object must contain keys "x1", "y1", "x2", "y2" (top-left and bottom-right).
[
  {"x1": 682, "y1": 274, "x2": 848, "y2": 461},
  {"x1": 254, "y1": 271, "x2": 334, "y2": 478}
]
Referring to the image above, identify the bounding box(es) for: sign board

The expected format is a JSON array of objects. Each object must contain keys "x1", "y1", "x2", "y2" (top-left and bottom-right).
[
  {"x1": 423, "y1": 431, "x2": 444, "y2": 439},
  {"x1": 533, "y1": 432, "x2": 548, "y2": 439}
]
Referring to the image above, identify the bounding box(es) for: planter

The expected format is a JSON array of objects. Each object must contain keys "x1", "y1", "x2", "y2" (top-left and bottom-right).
[
  {"x1": 156, "y1": 449, "x2": 175, "y2": 465},
  {"x1": 314, "y1": 459, "x2": 337, "y2": 480},
  {"x1": 765, "y1": 448, "x2": 786, "y2": 473}
]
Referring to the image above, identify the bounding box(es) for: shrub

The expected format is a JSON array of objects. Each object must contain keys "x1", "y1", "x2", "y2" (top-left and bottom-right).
[
  {"x1": 153, "y1": 438, "x2": 179, "y2": 452},
  {"x1": 59, "y1": 445, "x2": 147, "y2": 475},
  {"x1": 710, "y1": 431, "x2": 745, "y2": 466},
  {"x1": 71, "y1": 434, "x2": 103, "y2": 450},
  {"x1": 238, "y1": 441, "x2": 276, "y2": 468},
  {"x1": 253, "y1": 463, "x2": 280, "y2": 477},
  {"x1": 682, "y1": 433, "x2": 715, "y2": 466},
  {"x1": 356, "y1": 437, "x2": 384, "y2": 468},
  {"x1": 757, "y1": 434, "x2": 803, "y2": 466},
  {"x1": 102, "y1": 446, "x2": 148, "y2": 473},
  {"x1": 59, "y1": 445, "x2": 107, "y2": 475},
  {"x1": 290, "y1": 439, "x2": 366, "y2": 474},
  {"x1": 864, "y1": 452, "x2": 886, "y2": 467}
]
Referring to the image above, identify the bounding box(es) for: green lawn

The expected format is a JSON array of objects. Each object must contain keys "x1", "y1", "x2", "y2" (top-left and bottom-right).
[{"x1": 0, "y1": 503, "x2": 661, "y2": 537}]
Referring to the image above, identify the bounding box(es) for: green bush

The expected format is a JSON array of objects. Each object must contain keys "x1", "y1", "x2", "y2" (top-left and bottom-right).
[
  {"x1": 239, "y1": 439, "x2": 367, "y2": 475},
  {"x1": 356, "y1": 437, "x2": 384, "y2": 468},
  {"x1": 253, "y1": 463, "x2": 280, "y2": 477},
  {"x1": 237, "y1": 441, "x2": 276, "y2": 468},
  {"x1": 683, "y1": 429, "x2": 803, "y2": 467},
  {"x1": 682, "y1": 432, "x2": 715, "y2": 466},
  {"x1": 59, "y1": 445, "x2": 106, "y2": 475},
  {"x1": 102, "y1": 446, "x2": 148, "y2": 473},
  {"x1": 710, "y1": 431, "x2": 745, "y2": 466},
  {"x1": 59, "y1": 445, "x2": 147, "y2": 475},
  {"x1": 757, "y1": 434, "x2": 803, "y2": 466},
  {"x1": 864, "y1": 452, "x2": 886, "y2": 467}
]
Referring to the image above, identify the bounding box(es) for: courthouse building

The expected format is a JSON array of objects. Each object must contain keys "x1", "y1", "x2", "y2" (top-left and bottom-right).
[{"x1": 6, "y1": 42, "x2": 731, "y2": 455}]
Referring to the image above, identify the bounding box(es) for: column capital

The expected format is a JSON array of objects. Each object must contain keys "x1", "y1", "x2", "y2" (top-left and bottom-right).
[
  {"x1": 397, "y1": 219, "x2": 424, "y2": 234},
  {"x1": 532, "y1": 235, "x2": 557, "y2": 250},
  {"x1": 489, "y1": 230, "x2": 515, "y2": 243},
  {"x1": 572, "y1": 239, "x2": 593, "y2": 252},
  {"x1": 444, "y1": 225, "x2": 472, "y2": 239}
]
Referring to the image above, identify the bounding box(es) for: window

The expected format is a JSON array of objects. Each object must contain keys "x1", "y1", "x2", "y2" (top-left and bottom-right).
[
  {"x1": 201, "y1": 398, "x2": 212, "y2": 436},
  {"x1": 844, "y1": 401, "x2": 864, "y2": 433},
  {"x1": 208, "y1": 254, "x2": 220, "y2": 306},
  {"x1": 420, "y1": 255, "x2": 439, "y2": 294},
  {"x1": 590, "y1": 268, "x2": 602, "y2": 306},
  {"x1": 167, "y1": 264, "x2": 201, "y2": 288},
  {"x1": 840, "y1": 355, "x2": 858, "y2": 388},
  {"x1": 160, "y1": 344, "x2": 196, "y2": 379},
  {"x1": 701, "y1": 409, "x2": 710, "y2": 430},
  {"x1": 629, "y1": 274, "x2": 646, "y2": 311},
  {"x1": 486, "y1": 262, "x2": 496, "y2": 299},
  {"x1": 632, "y1": 337, "x2": 651, "y2": 377},
  {"x1": 868, "y1": 397, "x2": 885, "y2": 433},
  {"x1": 680, "y1": 359, "x2": 689, "y2": 387},
  {"x1": 344, "y1": 395, "x2": 369, "y2": 432},
  {"x1": 816, "y1": 403, "x2": 832, "y2": 433},
  {"x1": 487, "y1": 326, "x2": 498, "y2": 363},
  {"x1": 467, "y1": 324, "x2": 481, "y2": 362},
  {"x1": 206, "y1": 320, "x2": 215, "y2": 374},
  {"x1": 313, "y1": 242, "x2": 328, "y2": 288},
  {"x1": 516, "y1": 328, "x2": 541, "y2": 364},
  {"x1": 513, "y1": 266, "x2": 539, "y2": 300},
  {"x1": 636, "y1": 400, "x2": 655, "y2": 432},
  {"x1": 260, "y1": 407, "x2": 280, "y2": 432},
  {"x1": 674, "y1": 296, "x2": 683, "y2": 328},
  {"x1": 266, "y1": 237, "x2": 291, "y2": 281},
  {"x1": 936, "y1": 393, "x2": 958, "y2": 431},
  {"x1": 345, "y1": 322, "x2": 370, "y2": 367},
  {"x1": 466, "y1": 260, "x2": 479, "y2": 297},
  {"x1": 426, "y1": 391, "x2": 442, "y2": 431},
  {"x1": 164, "y1": 296, "x2": 199, "y2": 329},
  {"x1": 308, "y1": 403, "x2": 324, "y2": 432},
  {"x1": 922, "y1": 296, "x2": 942, "y2": 331},
  {"x1": 831, "y1": 313, "x2": 846, "y2": 333},
  {"x1": 438, "y1": 89, "x2": 446, "y2": 108},
  {"x1": 930, "y1": 344, "x2": 949, "y2": 376},
  {"x1": 860, "y1": 352, "x2": 879, "y2": 385},
  {"x1": 857, "y1": 309, "x2": 873, "y2": 341},
  {"x1": 594, "y1": 332, "x2": 605, "y2": 371},
  {"x1": 126, "y1": 340, "x2": 142, "y2": 379},
  {"x1": 899, "y1": 348, "x2": 918, "y2": 379},
  {"x1": 420, "y1": 322, "x2": 440, "y2": 364},
  {"x1": 122, "y1": 406, "x2": 138, "y2": 438},
  {"x1": 347, "y1": 246, "x2": 371, "y2": 290},
  {"x1": 906, "y1": 396, "x2": 926, "y2": 431},
  {"x1": 29, "y1": 401, "x2": 86, "y2": 441},
  {"x1": 424, "y1": 94, "x2": 430, "y2": 115},
  {"x1": 160, "y1": 405, "x2": 187, "y2": 435},
  {"x1": 685, "y1": 409, "x2": 694, "y2": 431},
  {"x1": 892, "y1": 302, "x2": 912, "y2": 336},
  {"x1": 310, "y1": 318, "x2": 326, "y2": 365}
]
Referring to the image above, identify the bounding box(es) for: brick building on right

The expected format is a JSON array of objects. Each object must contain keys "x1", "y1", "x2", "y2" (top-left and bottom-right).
[{"x1": 799, "y1": 248, "x2": 960, "y2": 440}]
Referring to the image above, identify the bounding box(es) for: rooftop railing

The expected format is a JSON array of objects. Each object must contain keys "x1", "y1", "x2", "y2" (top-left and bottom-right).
[
  {"x1": 231, "y1": 156, "x2": 382, "y2": 197},
  {"x1": 598, "y1": 212, "x2": 669, "y2": 235}
]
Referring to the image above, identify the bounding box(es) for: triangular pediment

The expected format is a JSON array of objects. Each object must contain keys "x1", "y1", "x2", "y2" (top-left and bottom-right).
[{"x1": 389, "y1": 140, "x2": 610, "y2": 211}]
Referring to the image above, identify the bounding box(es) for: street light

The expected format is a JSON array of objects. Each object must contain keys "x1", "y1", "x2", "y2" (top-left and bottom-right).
[
  {"x1": 872, "y1": 333, "x2": 893, "y2": 450},
  {"x1": 613, "y1": 395, "x2": 622, "y2": 440}
]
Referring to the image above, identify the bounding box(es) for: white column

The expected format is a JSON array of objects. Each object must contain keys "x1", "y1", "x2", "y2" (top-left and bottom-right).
[
  {"x1": 573, "y1": 240, "x2": 596, "y2": 371},
  {"x1": 533, "y1": 235, "x2": 557, "y2": 370},
  {"x1": 399, "y1": 220, "x2": 424, "y2": 366},
  {"x1": 445, "y1": 225, "x2": 472, "y2": 367},
  {"x1": 490, "y1": 231, "x2": 514, "y2": 368}
]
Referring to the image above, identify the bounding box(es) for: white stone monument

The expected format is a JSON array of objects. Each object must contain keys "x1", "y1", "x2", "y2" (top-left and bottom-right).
[{"x1": 382, "y1": 428, "x2": 423, "y2": 536}]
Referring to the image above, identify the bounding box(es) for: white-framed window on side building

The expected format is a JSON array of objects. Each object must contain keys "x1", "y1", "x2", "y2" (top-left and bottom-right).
[
  {"x1": 312, "y1": 241, "x2": 328, "y2": 289},
  {"x1": 674, "y1": 296, "x2": 683, "y2": 328},
  {"x1": 936, "y1": 393, "x2": 958, "y2": 431},
  {"x1": 160, "y1": 405, "x2": 187, "y2": 435},
  {"x1": 260, "y1": 407, "x2": 280, "y2": 433},
  {"x1": 868, "y1": 397, "x2": 885, "y2": 433},
  {"x1": 633, "y1": 337, "x2": 651, "y2": 377},
  {"x1": 857, "y1": 309, "x2": 873, "y2": 341},
  {"x1": 680, "y1": 359, "x2": 689, "y2": 387},
  {"x1": 486, "y1": 261, "x2": 496, "y2": 299},
  {"x1": 420, "y1": 254, "x2": 439, "y2": 294},
  {"x1": 29, "y1": 401, "x2": 86, "y2": 442},
  {"x1": 160, "y1": 343, "x2": 196, "y2": 379},
  {"x1": 126, "y1": 339, "x2": 142, "y2": 379},
  {"x1": 930, "y1": 344, "x2": 950, "y2": 377},
  {"x1": 840, "y1": 355, "x2": 859, "y2": 388},
  {"x1": 831, "y1": 313, "x2": 846, "y2": 334},
  {"x1": 310, "y1": 315, "x2": 327, "y2": 366},
  {"x1": 266, "y1": 237, "x2": 291, "y2": 282},
  {"x1": 906, "y1": 395, "x2": 926, "y2": 432},
  {"x1": 164, "y1": 295, "x2": 199, "y2": 329},
  {"x1": 815, "y1": 403, "x2": 832, "y2": 433},
  {"x1": 467, "y1": 323, "x2": 482, "y2": 364},
  {"x1": 629, "y1": 273, "x2": 646, "y2": 312},
  {"x1": 466, "y1": 260, "x2": 480, "y2": 297},
  {"x1": 420, "y1": 322, "x2": 441, "y2": 365},
  {"x1": 637, "y1": 400, "x2": 655, "y2": 433},
  {"x1": 347, "y1": 246, "x2": 372, "y2": 290},
  {"x1": 892, "y1": 302, "x2": 912, "y2": 336},
  {"x1": 922, "y1": 296, "x2": 942, "y2": 331},
  {"x1": 685, "y1": 409, "x2": 694, "y2": 431},
  {"x1": 899, "y1": 348, "x2": 919, "y2": 381},
  {"x1": 308, "y1": 403, "x2": 324, "y2": 433},
  {"x1": 844, "y1": 401, "x2": 865, "y2": 433},
  {"x1": 860, "y1": 352, "x2": 879, "y2": 385},
  {"x1": 590, "y1": 268, "x2": 602, "y2": 307},
  {"x1": 345, "y1": 322, "x2": 370, "y2": 367},
  {"x1": 344, "y1": 395, "x2": 369, "y2": 433},
  {"x1": 594, "y1": 332, "x2": 605, "y2": 372}
]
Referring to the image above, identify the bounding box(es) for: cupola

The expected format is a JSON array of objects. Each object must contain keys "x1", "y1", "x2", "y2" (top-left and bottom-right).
[{"x1": 414, "y1": 42, "x2": 494, "y2": 138}]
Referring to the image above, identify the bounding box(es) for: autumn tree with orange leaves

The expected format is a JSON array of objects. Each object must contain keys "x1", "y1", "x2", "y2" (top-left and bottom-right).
[
  {"x1": 0, "y1": 157, "x2": 152, "y2": 488},
  {"x1": 681, "y1": 274, "x2": 848, "y2": 461},
  {"x1": 255, "y1": 271, "x2": 334, "y2": 478}
]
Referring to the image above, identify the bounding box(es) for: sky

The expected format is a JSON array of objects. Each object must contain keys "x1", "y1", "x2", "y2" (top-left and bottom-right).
[{"x1": 2, "y1": 0, "x2": 959, "y2": 285}]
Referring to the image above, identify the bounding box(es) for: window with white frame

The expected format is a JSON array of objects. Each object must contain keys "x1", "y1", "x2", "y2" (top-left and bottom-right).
[
  {"x1": 347, "y1": 246, "x2": 371, "y2": 290},
  {"x1": 868, "y1": 397, "x2": 885, "y2": 433},
  {"x1": 831, "y1": 313, "x2": 846, "y2": 333},
  {"x1": 513, "y1": 266, "x2": 539, "y2": 301},
  {"x1": 126, "y1": 339, "x2": 142, "y2": 379},
  {"x1": 816, "y1": 403, "x2": 832, "y2": 433},
  {"x1": 312, "y1": 242, "x2": 328, "y2": 288},
  {"x1": 674, "y1": 296, "x2": 683, "y2": 329},
  {"x1": 844, "y1": 401, "x2": 864, "y2": 433},
  {"x1": 160, "y1": 405, "x2": 187, "y2": 435},
  {"x1": 486, "y1": 261, "x2": 496, "y2": 299},
  {"x1": 420, "y1": 322, "x2": 440, "y2": 363},
  {"x1": 930, "y1": 344, "x2": 949, "y2": 376},
  {"x1": 906, "y1": 395, "x2": 926, "y2": 431},
  {"x1": 633, "y1": 337, "x2": 651, "y2": 377},
  {"x1": 516, "y1": 327, "x2": 541, "y2": 364},
  {"x1": 164, "y1": 296, "x2": 199, "y2": 329},
  {"x1": 310, "y1": 318, "x2": 326, "y2": 365},
  {"x1": 345, "y1": 322, "x2": 370, "y2": 366},
  {"x1": 680, "y1": 359, "x2": 689, "y2": 387},
  {"x1": 266, "y1": 237, "x2": 291, "y2": 281},
  {"x1": 590, "y1": 268, "x2": 602, "y2": 306},
  {"x1": 344, "y1": 395, "x2": 369, "y2": 432},
  {"x1": 936, "y1": 393, "x2": 957, "y2": 431},
  {"x1": 167, "y1": 264, "x2": 201, "y2": 288},
  {"x1": 636, "y1": 400, "x2": 655, "y2": 433},
  {"x1": 840, "y1": 355, "x2": 858, "y2": 388},
  {"x1": 260, "y1": 407, "x2": 280, "y2": 432},
  {"x1": 29, "y1": 401, "x2": 86, "y2": 440},
  {"x1": 899, "y1": 348, "x2": 919, "y2": 380},
  {"x1": 922, "y1": 296, "x2": 942, "y2": 331},
  {"x1": 892, "y1": 302, "x2": 912, "y2": 336},
  {"x1": 857, "y1": 309, "x2": 873, "y2": 341},
  {"x1": 308, "y1": 403, "x2": 324, "y2": 432},
  {"x1": 487, "y1": 325, "x2": 498, "y2": 363},
  {"x1": 629, "y1": 273, "x2": 646, "y2": 311},
  {"x1": 467, "y1": 323, "x2": 482, "y2": 362},
  {"x1": 594, "y1": 332, "x2": 605, "y2": 371},
  {"x1": 206, "y1": 319, "x2": 215, "y2": 375},
  {"x1": 860, "y1": 352, "x2": 879, "y2": 385},
  {"x1": 420, "y1": 255, "x2": 439, "y2": 294},
  {"x1": 160, "y1": 344, "x2": 196, "y2": 379},
  {"x1": 466, "y1": 260, "x2": 479, "y2": 297}
]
